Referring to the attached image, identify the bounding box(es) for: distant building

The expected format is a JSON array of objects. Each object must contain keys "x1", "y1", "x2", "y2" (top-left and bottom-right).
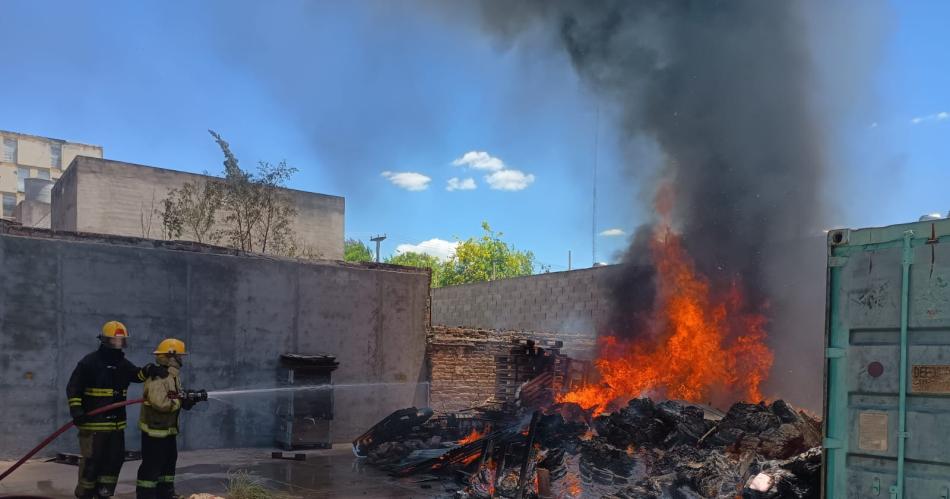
[
  {"x1": 52, "y1": 156, "x2": 345, "y2": 260},
  {"x1": 0, "y1": 130, "x2": 103, "y2": 227}
]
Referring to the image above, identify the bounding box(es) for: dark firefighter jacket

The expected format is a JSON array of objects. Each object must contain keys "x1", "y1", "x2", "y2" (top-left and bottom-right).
[{"x1": 66, "y1": 345, "x2": 147, "y2": 432}]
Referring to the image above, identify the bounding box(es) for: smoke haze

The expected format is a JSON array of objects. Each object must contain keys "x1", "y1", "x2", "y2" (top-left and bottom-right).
[{"x1": 473, "y1": 0, "x2": 886, "y2": 409}]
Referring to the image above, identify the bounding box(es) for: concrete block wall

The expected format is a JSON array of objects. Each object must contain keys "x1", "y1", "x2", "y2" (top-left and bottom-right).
[
  {"x1": 431, "y1": 266, "x2": 615, "y2": 357},
  {"x1": 0, "y1": 222, "x2": 428, "y2": 458},
  {"x1": 431, "y1": 242, "x2": 828, "y2": 412}
]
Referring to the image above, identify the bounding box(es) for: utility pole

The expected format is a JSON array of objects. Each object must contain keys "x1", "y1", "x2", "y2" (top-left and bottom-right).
[
  {"x1": 370, "y1": 234, "x2": 387, "y2": 263},
  {"x1": 568, "y1": 250, "x2": 572, "y2": 271}
]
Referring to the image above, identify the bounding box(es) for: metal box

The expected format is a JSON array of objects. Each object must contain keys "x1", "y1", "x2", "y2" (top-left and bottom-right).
[
  {"x1": 824, "y1": 220, "x2": 950, "y2": 498},
  {"x1": 275, "y1": 353, "x2": 339, "y2": 450}
]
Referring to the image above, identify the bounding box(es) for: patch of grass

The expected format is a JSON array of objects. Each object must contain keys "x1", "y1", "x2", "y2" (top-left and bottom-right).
[{"x1": 226, "y1": 471, "x2": 287, "y2": 499}]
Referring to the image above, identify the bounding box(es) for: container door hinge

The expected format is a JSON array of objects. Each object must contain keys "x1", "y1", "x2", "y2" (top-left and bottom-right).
[
  {"x1": 889, "y1": 485, "x2": 898, "y2": 499},
  {"x1": 823, "y1": 437, "x2": 842, "y2": 449},
  {"x1": 902, "y1": 230, "x2": 915, "y2": 265},
  {"x1": 941, "y1": 486, "x2": 949, "y2": 499},
  {"x1": 826, "y1": 347, "x2": 846, "y2": 359},
  {"x1": 829, "y1": 256, "x2": 849, "y2": 268},
  {"x1": 870, "y1": 476, "x2": 881, "y2": 496},
  {"x1": 898, "y1": 431, "x2": 910, "y2": 439}
]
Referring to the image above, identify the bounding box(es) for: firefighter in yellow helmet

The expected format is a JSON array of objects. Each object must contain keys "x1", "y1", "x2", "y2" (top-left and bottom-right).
[
  {"x1": 136, "y1": 338, "x2": 206, "y2": 499},
  {"x1": 65, "y1": 321, "x2": 169, "y2": 499}
]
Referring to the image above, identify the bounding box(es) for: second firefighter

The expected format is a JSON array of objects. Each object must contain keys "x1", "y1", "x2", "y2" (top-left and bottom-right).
[{"x1": 135, "y1": 338, "x2": 206, "y2": 499}]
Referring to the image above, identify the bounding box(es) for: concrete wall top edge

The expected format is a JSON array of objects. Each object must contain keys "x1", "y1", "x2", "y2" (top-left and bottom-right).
[
  {"x1": 435, "y1": 264, "x2": 620, "y2": 290},
  {"x1": 0, "y1": 220, "x2": 425, "y2": 276},
  {"x1": 68, "y1": 156, "x2": 344, "y2": 202},
  {"x1": 0, "y1": 129, "x2": 103, "y2": 150}
]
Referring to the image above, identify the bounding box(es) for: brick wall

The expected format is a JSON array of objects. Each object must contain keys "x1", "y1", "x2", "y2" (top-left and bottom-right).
[{"x1": 427, "y1": 325, "x2": 593, "y2": 412}]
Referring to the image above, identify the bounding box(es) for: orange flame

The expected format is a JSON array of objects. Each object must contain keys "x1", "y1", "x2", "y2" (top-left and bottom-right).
[
  {"x1": 564, "y1": 473, "x2": 582, "y2": 497},
  {"x1": 458, "y1": 428, "x2": 485, "y2": 445},
  {"x1": 559, "y1": 227, "x2": 773, "y2": 414}
]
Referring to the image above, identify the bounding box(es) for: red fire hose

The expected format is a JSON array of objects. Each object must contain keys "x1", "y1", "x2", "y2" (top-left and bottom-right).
[{"x1": 0, "y1": 398, "x2": 144, "y2": 482}]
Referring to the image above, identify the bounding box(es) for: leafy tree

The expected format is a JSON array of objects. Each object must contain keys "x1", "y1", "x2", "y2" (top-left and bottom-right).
[
  {"x1": 386, "y1": 251, "x2": 443, "y2": 286},
  {"x1": 209, "y1": 130, "x2": 297, "y2": 254},
  {"x1": 438, "y1": 222, "x2": 534, "y2": 286},
  {"x1": 159, "y1": 197, "x2": 183, "y2": 241},
  {"x1": 158, "y1": 131, "x2": 299, "y2": 256},
  {"x1": 250, "y1": 160, "x2": 297, "y2": 254},
  {"x1": 344, "y1": 238, "x2": 373, "y2": 262},
  {"x1": 161, "y1": 178, "x2": 223, "y2": 244}
]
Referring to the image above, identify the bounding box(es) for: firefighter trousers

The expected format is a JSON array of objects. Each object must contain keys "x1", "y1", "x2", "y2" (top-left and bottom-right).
[
  {"x1": 136, "y1": 433, "x2": 178, "y2": 499},
  {"x1": 75, "y1": 430, "x2": 125, "y2": 498}
]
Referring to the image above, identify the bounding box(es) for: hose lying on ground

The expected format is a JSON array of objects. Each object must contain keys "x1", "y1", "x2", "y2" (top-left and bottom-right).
[{"x1": 0, "y1": 398, "x2": 145, "y2": 482}]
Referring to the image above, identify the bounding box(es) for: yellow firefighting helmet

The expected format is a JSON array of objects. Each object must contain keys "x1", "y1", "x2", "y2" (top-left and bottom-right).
[
  {"x1": 101, "y1": 321, "x2": 129, "y2": 338},
  {"x1": 153, "y1": 338, "x2": 187, "y2": 356},
  {"x1": 100, "y1": 321, "x2": 129, "y2": 349}
]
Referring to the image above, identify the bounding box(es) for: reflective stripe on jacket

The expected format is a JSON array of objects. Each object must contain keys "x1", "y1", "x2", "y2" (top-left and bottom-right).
[{"x1": 65, "y1": 346, "x2": 146, "y2": 431}]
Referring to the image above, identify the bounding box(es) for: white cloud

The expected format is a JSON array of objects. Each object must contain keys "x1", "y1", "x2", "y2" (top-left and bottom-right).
[
  {"x1": 446, "y1": 177, "x2": 477, "y2": 191},
  {"x1": 381, "y1": 171, "x2": 431, "y2": 191},
  {"x1": 910, "y1": 111, "x2": 949, "y2": 125},
  {"x1": 452, "y1": 150, "x2": 536, "y2": 191},
  {"x1": 485, "y1": 169, "x2": 535, "y2": 191},
  {"x1": 395, "y1": 238, "x2": 459, "y2": 260},
  {"x1": 599, "y1": 228, "x2": 625, "y2": 237},
  {"x1": 452, "y1": 151, "x2": 505, "y2": 171}
]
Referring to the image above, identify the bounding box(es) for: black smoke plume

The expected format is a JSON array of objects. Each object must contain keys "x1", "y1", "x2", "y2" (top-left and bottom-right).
[{"x1": 477, "y1": 0, "x2": 829, "y2": 334}]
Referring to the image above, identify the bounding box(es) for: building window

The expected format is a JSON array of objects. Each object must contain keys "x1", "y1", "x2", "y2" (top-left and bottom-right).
[
  {"x1": 37, "y1": 168, "x2": 50, "y2": 180},
  {"x1": 2, "y1": 193, "x2": 15, "y2": 218},
  {"x1": 50, "y1": 144, "x2": 62, "y2": 168},
  {"x1": 17, "y1": 167, "x2": 29, "y2": 192},
  {"x1": 2, "y1": 138, "x2": 15, "y2": 163}
]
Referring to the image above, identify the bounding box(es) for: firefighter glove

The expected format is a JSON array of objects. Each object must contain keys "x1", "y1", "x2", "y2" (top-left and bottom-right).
[{"x1": 143, "y1": 363, "x2": 169, "y2": 379}]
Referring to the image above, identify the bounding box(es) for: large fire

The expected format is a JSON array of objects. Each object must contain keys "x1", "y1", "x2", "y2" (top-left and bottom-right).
[{"x1": 560, "y1": 226, "x2": 773, "y2": 414}]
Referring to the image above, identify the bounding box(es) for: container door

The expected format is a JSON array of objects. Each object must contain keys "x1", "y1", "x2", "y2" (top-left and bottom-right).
[{"x1": 825, "y1": 224, "x2": 950, "y2": 498}]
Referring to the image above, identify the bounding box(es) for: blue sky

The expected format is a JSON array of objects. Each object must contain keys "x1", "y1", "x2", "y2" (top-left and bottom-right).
[{"x1": 1, "y1": 1, "x2": 947, "y2": 270}]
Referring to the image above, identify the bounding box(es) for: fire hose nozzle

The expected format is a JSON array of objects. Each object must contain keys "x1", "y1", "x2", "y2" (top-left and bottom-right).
[
  {"x1": 169, "y1": 389, "x2": 208, "y2": 402},
  {"x1": 182, "y1": 389, "x2": 208, "y2": 402}
]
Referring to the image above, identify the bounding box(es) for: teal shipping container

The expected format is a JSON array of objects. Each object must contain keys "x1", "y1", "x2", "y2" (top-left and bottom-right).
[{"x1": 824, "y1": 219, "x2": 950, "y2": 498}]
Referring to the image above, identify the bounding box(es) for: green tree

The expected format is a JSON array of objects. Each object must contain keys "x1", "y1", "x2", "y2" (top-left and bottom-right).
[
  {"x1": 159, "y1": 131, "x2": 299, "y2": 256},
  {"x1": 160, "y1": 178, "x2": 223, "y2": 244},
  {"x1": 344, "y1": 238, "x2": 373, "y2": 262},
  {"x1": 439, "y1": 222, "x2": 534, "y2": 286},
  {"x1": 208, "y1": 130, "x2": 298, "y2": 254},
  {"x1": 386, "y1": 251, "x2": 443, "y2": 286}
]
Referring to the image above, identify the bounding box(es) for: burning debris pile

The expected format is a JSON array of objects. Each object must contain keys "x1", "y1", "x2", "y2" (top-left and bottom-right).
[
  {"x1": 354, "y1": 396, "x2": 820, "y2": 498},
  {"x1": 579, "y1": 398, "x2": 821, "y2": 498}
]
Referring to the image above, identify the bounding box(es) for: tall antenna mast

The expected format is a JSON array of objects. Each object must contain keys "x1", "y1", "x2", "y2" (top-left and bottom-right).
[{"x1": 592, "y1": 103, "x2": 600, "y2": 266}]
